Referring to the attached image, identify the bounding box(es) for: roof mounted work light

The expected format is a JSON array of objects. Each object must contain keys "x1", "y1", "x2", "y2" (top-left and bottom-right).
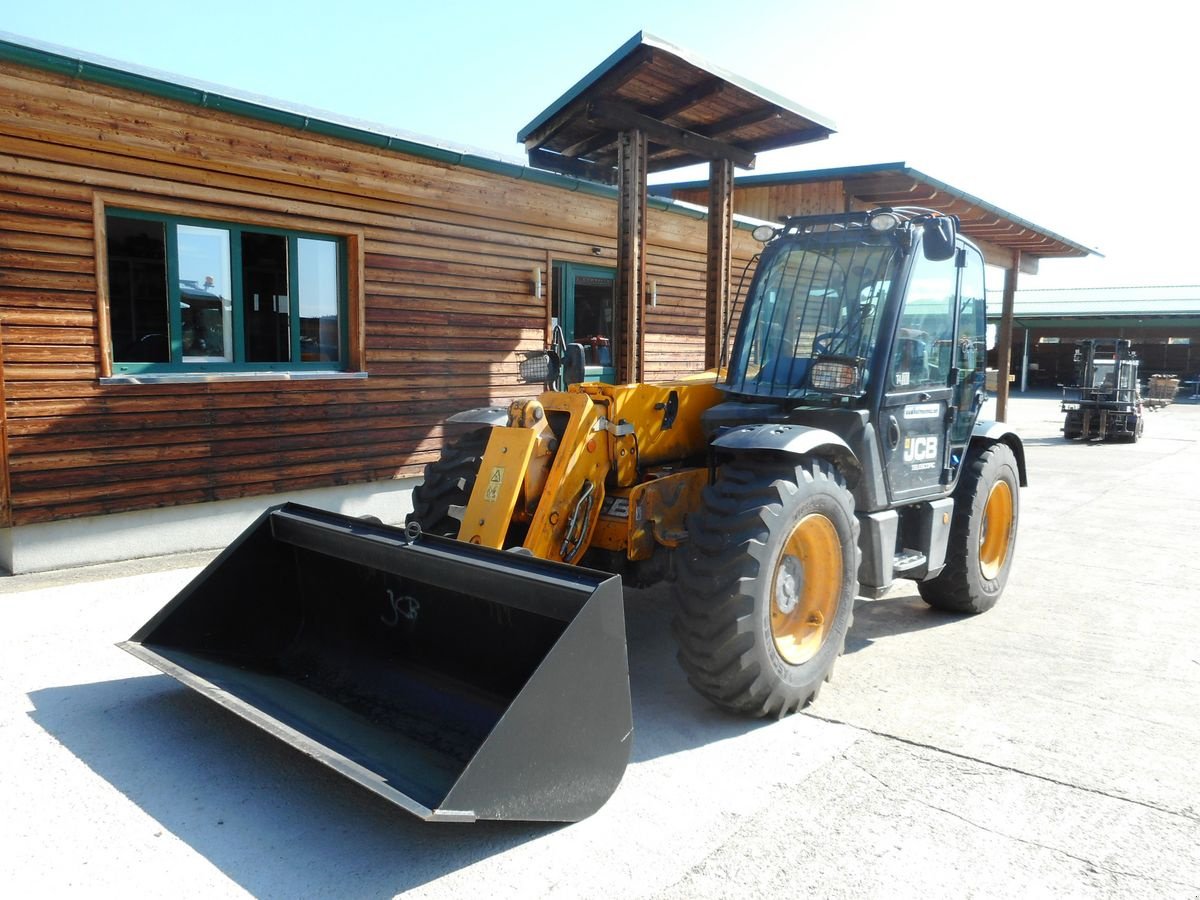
[{"x1": 868, "y1": 210, "x2": 901, "y2": 232}]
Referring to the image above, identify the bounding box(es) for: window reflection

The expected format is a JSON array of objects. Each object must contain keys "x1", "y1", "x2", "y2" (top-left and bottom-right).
[
  {"x1": 891, "y1": 251, "x2": 957, "y2": 390},
  {"x1": 177, "y1": 224, "x2": 233, "y2": 362},
  {"x1": 298, "y1": 238, "x2": 340, "y2": 362}
]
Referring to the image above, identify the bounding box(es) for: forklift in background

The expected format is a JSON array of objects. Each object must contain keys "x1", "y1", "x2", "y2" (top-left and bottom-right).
[{"x1": 1061, "y1": 338, "x2": 1144, "y2": 441}]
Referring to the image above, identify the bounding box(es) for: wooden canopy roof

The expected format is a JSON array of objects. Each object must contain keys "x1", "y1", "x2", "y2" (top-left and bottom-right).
[
  {"x1": 652, "y1": 162, "x2": 1098, "y2": 273},
  {"x1": 838, "y1": 163, "x2": 1095, "y2": 265},
  {"x1": 517, "y1": 32, "x2": 836, "y2": 183}
]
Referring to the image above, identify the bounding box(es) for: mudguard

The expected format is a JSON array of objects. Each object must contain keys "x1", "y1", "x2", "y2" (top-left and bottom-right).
[
  {"x1": 970, "y1": 419, "x2": 1028, "y2": 486},
  {"x1": 711, "y1": 422, "x2": 862, "y2": 488}
]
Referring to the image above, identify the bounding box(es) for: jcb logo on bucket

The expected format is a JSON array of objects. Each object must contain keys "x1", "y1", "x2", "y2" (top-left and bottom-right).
[{"x1": 903, "y1": 435, "x2": 938, "y2": 462}]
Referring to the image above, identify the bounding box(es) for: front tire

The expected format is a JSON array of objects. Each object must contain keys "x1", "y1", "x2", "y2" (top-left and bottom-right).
[
  {"x1": 918, "y1": 442, "x2": 1019, "y2": 614},
  {"x1": 406, "y1": 428, "x2": 490, "y2": 537},
  {"x1": 672, "y1": 457, "x2": 859, "y2": 718}
]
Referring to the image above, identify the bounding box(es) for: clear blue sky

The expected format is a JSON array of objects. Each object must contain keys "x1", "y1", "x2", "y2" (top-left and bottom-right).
[{"x1": 4, "y1": 0, "x2": 1193, "y2": 290}]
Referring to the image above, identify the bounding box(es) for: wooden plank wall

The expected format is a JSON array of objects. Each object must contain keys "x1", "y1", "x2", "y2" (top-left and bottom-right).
[{"x1": 0, "y1": 61, "x2": 757, "y2": 527}]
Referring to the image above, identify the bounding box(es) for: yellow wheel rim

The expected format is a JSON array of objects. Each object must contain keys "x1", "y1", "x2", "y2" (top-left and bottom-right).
[
  {"x1": 979, "y1": 479, "x2": 1014, "y2": 581},
  {"x1": 770, "y1": 513, "x2": 842, "y2": 665}
]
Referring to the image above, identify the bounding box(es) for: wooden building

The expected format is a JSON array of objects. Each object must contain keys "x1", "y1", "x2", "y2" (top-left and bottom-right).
[
  {"x1": 0, "y1": 35, "x2": 777, "y2": 572},
  {"x1": 0, "y1": 38, "x2": 1096, "y2": 573}
]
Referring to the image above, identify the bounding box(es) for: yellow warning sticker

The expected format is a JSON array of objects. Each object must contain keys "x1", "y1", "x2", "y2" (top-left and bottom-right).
[{"x1": 484, "y1": 466, "x2": 504, "y2": 501}]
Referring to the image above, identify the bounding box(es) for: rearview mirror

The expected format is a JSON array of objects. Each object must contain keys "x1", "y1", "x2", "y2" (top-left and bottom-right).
[{"x1": 922, "y1": 216, "x2": 958, "y2": 262}]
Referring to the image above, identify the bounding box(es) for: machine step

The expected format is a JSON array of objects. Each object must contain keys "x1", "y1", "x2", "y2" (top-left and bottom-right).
[{"x1": 893, "y1": 549, "x2": 927, "y2": 573}]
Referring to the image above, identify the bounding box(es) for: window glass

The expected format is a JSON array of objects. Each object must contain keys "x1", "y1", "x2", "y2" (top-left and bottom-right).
[
  {"x1": 958, "y1": 247, "x2": 986, "y2": 376},
  {"x1": 242, "y1": 231, "x2": 291, "y2": 363},
  {"x1": 572, "y1": 275, "x2": 617, "y2": 367},
  {"x1": 108, "y1": 217, "x2": 169, "y2": 362},
  {"x1": 105, "y1": 210, "x2": 346, "y2": 373},
  {"x1": 298, "y1": 238, "x2": 340, "y2": 362},
  {"x1": 890, "y1": 248, "x2": 957, "y2": 390},
  {"x1": 726, "y1": 238, "x2": 898, "y2": 398},
  {"x1": 950, "y1": 247, "x2": 988, "y2": 446},
  {"x1": 177, "y1": 224, "x2": 234, "y2": 362}
]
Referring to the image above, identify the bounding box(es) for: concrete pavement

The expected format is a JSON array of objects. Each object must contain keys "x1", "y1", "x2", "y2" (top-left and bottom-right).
[{"x1": 2, "y1": 392, "x2": 1198, "y2": 898}]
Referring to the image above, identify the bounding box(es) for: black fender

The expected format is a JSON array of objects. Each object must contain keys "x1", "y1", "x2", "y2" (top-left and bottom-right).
[
  {"x1": 711, "y1": 423, "x2": 862, "y2": 489},
  {"x1": 970, "y1": 419, "x2": 1028, "y2": 487}
]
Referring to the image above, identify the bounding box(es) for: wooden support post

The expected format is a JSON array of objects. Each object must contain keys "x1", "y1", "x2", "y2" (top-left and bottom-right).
[
  {"x1": 995, "y1": 249, "x2": 1021, "y2": 422},
  {"x1": 706, "y1": 158, "x2": 734, "y2": 370},
  {"x1": 615, "y1": 128, "x2": 647, "y2": 384}
]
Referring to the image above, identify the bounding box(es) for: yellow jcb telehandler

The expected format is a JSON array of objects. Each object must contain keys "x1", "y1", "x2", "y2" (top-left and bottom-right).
[{"x1": 124, "y1": 208, "x2": 1026, "y2": 823}]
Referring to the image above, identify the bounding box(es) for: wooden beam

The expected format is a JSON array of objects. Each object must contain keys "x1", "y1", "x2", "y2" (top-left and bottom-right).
[
  {"x1": 586, "y1": 99, "x2": 756, "y2": 169},
  {"x1": 520, "y1": 49, "x2": 654, "y2": 152},
  {"x1": 646, "y1": 78, "x2": 725, "y2": 122},
  {"x1": 696, "y1": 105, "x2": 781, "y2": 139},
  {"x1": 615, "y1": 129, "x2": 647, "y2": 383},
  {"x1": 732, "y1": 125, "x2": 831, "y2": 154},
  {"x1": 526, "y1": 147, "x2": 617, "y2": 184},
  {"x1": 995, "y1": 249, "x2": 1020, "y2": 422},
  {"x1": 559, "y1": 130, "x2": 618, "y2": 160},
  {"x1": 706, "y1": 158, "x2": 734, "y2": 369},
  {"x1": 647, "y1": 151, "x2": 728, "y2": 174}
]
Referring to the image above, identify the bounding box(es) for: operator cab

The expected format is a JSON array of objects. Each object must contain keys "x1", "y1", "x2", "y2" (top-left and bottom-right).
[{"x1": 715, "y1": 208, "x2": 990, "y2": 507}]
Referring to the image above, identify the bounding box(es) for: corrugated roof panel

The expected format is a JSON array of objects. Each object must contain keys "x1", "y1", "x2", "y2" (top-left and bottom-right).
[{"x1": 987, "y1": 286, "x2": 1200, "y2": 318}]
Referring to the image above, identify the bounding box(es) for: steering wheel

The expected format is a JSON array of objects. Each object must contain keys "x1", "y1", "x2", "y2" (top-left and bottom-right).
[{"x1": 813, "y1": 331, "x2": 837, "y2": 355}]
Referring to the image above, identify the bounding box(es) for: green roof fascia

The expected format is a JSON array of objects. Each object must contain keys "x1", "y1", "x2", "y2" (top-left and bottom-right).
[
  {"x1": 517, "y1": 31, "x2": 836, "y2": 144},
  {"x1": 652, "y1": 161, "x2": 1097, "y2": 258},
  {"x1": 0, "y1": 33, "x2": 746, "y2": 227},
  {"x1": 989, "y1": 315, "x2": 1200, "y2": 330}
]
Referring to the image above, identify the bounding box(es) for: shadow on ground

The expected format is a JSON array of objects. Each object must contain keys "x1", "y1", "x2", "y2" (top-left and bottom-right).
[
  {"x1": 845, "y1": 592, "x2": 963, "y2": 654},
  {"x1": 28, "y1": 674, "x2": 551, "y2": 897},
  {"x1": 25, "y1": 590, "x2": 765, "y2": 896}
]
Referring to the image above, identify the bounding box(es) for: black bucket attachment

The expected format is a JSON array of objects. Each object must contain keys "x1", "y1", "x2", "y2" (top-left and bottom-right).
[{"x1": 120, "y1": 503, "x2": 632, "y2": 823}]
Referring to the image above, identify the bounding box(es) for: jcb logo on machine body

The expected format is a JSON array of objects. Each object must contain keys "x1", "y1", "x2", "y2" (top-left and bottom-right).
[{"x1": 903, "y1": 435, "x2": 938, "y2": 463}]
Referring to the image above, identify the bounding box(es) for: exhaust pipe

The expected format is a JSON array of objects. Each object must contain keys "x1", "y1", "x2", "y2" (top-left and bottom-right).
[{"x1": 120, "y1": 504, "x2": 632, "y2": 822}]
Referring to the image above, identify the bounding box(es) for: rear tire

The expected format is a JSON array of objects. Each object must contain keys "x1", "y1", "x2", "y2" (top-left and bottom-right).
[
  {"x1": 406, "y1": 428, "x2": 490, "y2": 537},
  {"x1": 1128, "y1": 415, "x2": 1144, "y2": 443},
  {"x1": 672, "y1": 457, "x2": 859, "y2": 718},
  {"x1": 1063, "y1": 410, "x2": 1082, "y2": 440},
  {"x1": 918, "y1": 442, "x2": 1019, "y2": 614}
]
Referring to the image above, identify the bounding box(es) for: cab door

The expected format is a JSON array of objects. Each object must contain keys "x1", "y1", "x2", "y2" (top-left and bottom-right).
[
  {"x1": 878, "y1": 245, "x2": 961, "y2": 501},
  {"x1": 553, "y1": 262, "x2": 617, "y2": 383}
]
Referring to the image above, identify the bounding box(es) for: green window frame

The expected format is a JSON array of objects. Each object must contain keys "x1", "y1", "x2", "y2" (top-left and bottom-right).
[{"x1": 104, "y1": 209, "x2": 350, "y2": 374}]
